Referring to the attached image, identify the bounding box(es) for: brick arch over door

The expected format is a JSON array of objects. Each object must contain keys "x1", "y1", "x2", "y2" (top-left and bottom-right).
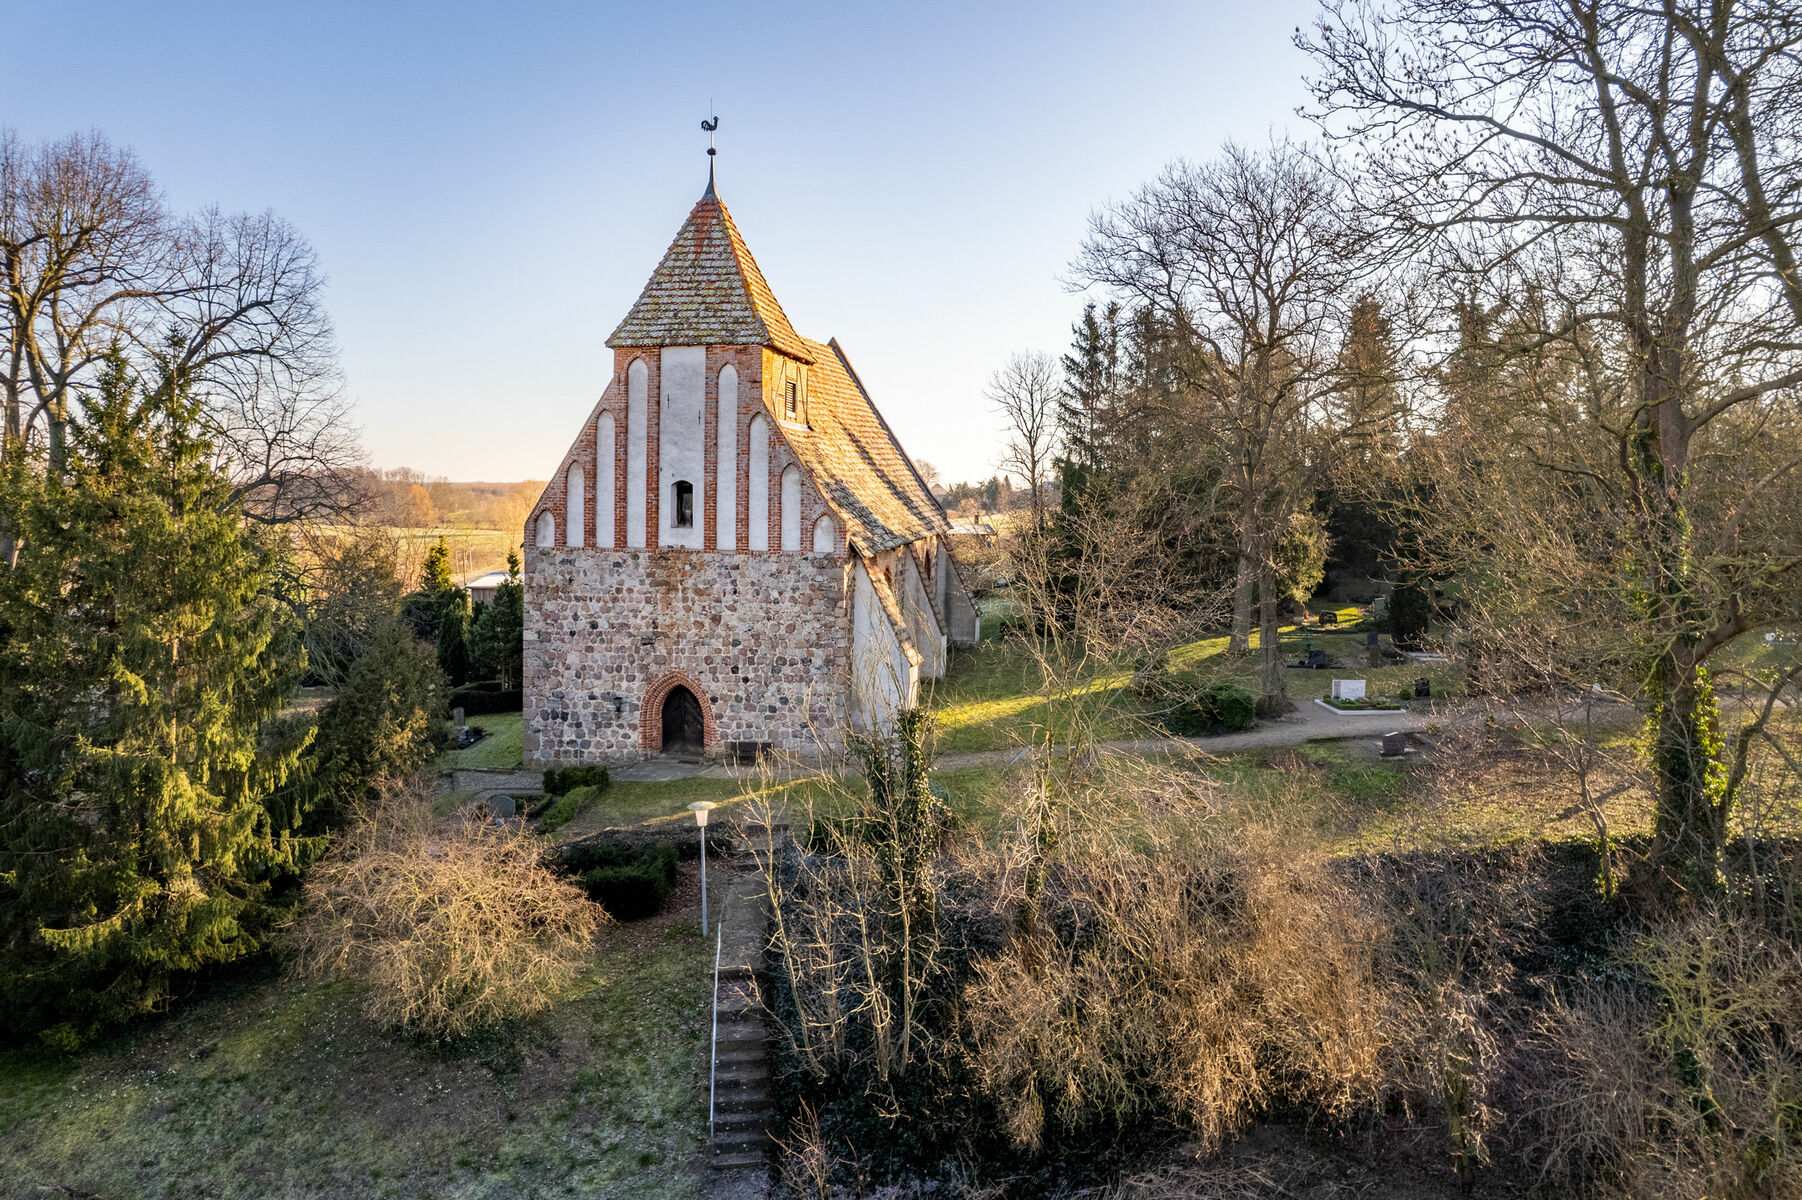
[{"x1": 638, "y1": 670, "x2": 717, "y2": 755}]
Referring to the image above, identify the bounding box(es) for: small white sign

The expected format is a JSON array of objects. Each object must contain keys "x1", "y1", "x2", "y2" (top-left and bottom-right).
[{"x1": 1331, "y1": 678, "x2": 1367, "y2": 701}]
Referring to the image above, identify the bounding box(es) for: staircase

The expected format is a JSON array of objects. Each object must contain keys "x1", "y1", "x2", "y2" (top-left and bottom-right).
[{"x1": 707, "y1": 838, "x2": 784, "y2": 1193}]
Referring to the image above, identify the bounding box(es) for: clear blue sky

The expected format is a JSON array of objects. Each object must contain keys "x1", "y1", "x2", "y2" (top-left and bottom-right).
[{"x1": 5, "y1": 0, "x2": 1318, "y2": 485}]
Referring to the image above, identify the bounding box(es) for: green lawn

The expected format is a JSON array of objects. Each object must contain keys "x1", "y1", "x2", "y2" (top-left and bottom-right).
[
  {"x1": 0, "y1": 920, "x2": 710, "y2": 1200},
  {"x1": 551, "y1": 764, "x2": 1021, "y2": 844},
  {"x1": 927, "y1": 601, "x2": 1462, "y2": 754},
  {"x1": 439, "y1": 711, "x2": 525, "y2": 770}
]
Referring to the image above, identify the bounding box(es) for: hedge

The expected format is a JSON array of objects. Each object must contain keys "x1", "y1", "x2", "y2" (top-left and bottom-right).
[
  {"x1": 543, "y1": 764, "x2": 611, "y2": 796},
  {"x1": 576, "y1": 842, "x2": 679, "y2": 921},
  {"x1": 538, "y1": 783, "x2": 607, "y2": 834},
  {"x1": 448, "y1": 680, "x2": 522, "y2": 716}
]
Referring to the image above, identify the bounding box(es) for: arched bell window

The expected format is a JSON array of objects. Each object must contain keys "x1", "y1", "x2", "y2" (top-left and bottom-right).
[{"x1": 672, "y1": 480, "x2": 694, "y2": 528}]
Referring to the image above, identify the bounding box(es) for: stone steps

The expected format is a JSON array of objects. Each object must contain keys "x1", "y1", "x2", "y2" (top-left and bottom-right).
[{"x1": 706, "y1": 872, "x2": 780, "y2": 1193}]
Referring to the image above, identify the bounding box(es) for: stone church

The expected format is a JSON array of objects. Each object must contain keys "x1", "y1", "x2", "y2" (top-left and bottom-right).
[{"x1": 522, "y1": 172, "x2": 979, "y2": 764}]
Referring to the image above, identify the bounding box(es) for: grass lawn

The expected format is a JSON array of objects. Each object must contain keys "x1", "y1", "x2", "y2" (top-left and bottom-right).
[
  {"x1": 439, "y1": 711, "x2": 525, "y2": 770},
  {"x1": 0, "y1": 917, "x2": 710, "y2": 1200},
  {"x1": 927, "y1": 599, "x2": 1466, "y2": 754},
  {"x1": 553, "y1": 762, "x2": 1021, "y2": 844}
]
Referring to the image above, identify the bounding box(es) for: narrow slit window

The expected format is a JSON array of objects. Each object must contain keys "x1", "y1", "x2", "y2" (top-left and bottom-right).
[
  {"x1": 673, "y1": 480, "x2": 694, "y2": 528},
  {"x1": 785, "y1": 379, "x2": 798, "y2": 421}
]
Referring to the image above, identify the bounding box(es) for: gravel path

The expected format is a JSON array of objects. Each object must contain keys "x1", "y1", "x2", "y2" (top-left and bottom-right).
[{"x1": 929, "y1": 696, "x2": 1442, "y2": 773}]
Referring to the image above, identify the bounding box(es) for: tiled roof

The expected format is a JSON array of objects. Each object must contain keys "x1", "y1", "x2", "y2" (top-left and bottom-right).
[
  {"x1": 780, "y1": 338, "x2": 951, "y2": 556},
  {"x1": 607, "y1": 191, "x2": 813, "y2": 362}
]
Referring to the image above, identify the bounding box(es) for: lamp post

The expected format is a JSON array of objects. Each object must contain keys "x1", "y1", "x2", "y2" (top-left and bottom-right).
[{"x1": 689, "y1": 801, "x2": 718, "y2": 933}]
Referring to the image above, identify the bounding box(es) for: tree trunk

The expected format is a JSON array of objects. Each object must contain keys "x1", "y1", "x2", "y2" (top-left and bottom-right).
[
  {"x1": 1229, "y1": 488, "x2": 1257, "y2": 654},
  {"x1": 1258, "y1": 546, "x2": 1286, "y2": 705},
  {"x1": 1648, "y1": 650, "x2": 1724, "y2": 897}
]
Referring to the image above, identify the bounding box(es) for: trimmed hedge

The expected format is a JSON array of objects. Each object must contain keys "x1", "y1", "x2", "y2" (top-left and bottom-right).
[
  {"x1": 574, "y1": 842, "x2": 679, "y2": 921},
  {"x1": 538, "y1": 783, "x2": 606, "y2": 834},
  {"x1": 543, "y1": 764, "x2": 611, "y2": 796},
  {"x1": 448, "y1": 680, "x2": 522, "y2": 715}
]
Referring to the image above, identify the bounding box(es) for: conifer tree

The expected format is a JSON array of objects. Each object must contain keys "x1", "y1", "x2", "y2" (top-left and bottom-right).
[
  {"x1": 400, "y1": 536, "x2": 472, "y2": 686},
  {"x1": 0, "y1": 350, "x2": 309, "y2": 1046},
  {"x1": 470, "y1": 549, "x2": 525, "y2": 690}
]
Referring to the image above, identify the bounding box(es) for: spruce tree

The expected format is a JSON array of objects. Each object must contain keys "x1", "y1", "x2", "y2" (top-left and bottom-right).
[
  {"x1": 402, "y1": 536, "x2": 472, "y2": 686},
  {"x1": 470, "y1": 549, "x2": 525, "y2": 690},
  {"x1": 0, "y1": 350, "x2": 309, "y2": 1046}
]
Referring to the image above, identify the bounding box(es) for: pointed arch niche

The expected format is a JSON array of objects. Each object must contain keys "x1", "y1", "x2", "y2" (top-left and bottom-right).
[
  {"x1": 626, "y1": 358, "x2": 649, "y2": 547},
  {"x1": 715, "y1": 363, "x2": 738, "y2": 550},
  {"x1": 566, "y1": 464, "x2": 585, "y2": 548},
  {"x1": 747, "y1": 413, "x2": 770, "y2": 551},
  {"x1": 779, "y1": 465, "x2": 802, "y2": 552},
  {"x1": 596, "y1": 409, "x2": 616, "y2": 548}
]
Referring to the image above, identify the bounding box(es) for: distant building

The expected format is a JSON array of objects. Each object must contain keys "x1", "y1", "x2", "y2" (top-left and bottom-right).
[
  {"x1": 463, "y1": 571, "x2": 512, "y2": 606},
  {"x1": 947, "y1": 520, "x2": 996, "y2": 546},
  {"x1": 522, "y1": 171, "x2": 978, "y2": 764}
]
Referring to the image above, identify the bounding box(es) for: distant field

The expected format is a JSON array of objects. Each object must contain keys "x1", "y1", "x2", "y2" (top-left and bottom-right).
[
  {"x1": 310, "y1": 525, "x2": 522, "y2": 586},
  {"x1": 385, "y1": 526, "x2": 520, "y2": 583}
]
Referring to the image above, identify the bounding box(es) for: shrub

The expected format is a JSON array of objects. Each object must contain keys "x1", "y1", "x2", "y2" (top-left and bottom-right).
[
  {"x1": 538, "y1": 782, "x2": 607, "y2": 833},
  {"x1": 291, "y1": 783, "x2": 605, "y2": 1040},
  {"x1": 961, "y1": 830, "x2": 1389, "y2": 1153},
  {"x1": 1160, "y1": 679, "x2": 1257, "y2": 735},
  {"x1": 580, "y1": 843, "x2": 679, "y2": 920},
  {"x1": 544, "y1": 764, "x2": 611, "y2": 796},
  {"x1": 1389, "y1": 571, "x2": 1432, "y2": 650},
  {"x1": 448, "y1": 681, "x2": 522, "y2": 715}
]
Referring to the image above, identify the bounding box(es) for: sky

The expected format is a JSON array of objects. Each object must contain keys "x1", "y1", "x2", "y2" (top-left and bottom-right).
[{"x1": 3, "y1": 0, "x2": 1320, "y2": 486}]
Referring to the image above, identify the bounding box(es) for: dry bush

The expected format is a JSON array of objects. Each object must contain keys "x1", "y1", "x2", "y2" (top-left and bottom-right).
[
  {"x1": 774, "y1": 1101, "x2": 837, "y2": 1200},
  {"x1": 961, "y1": 775, "x2": 1392, "y2": 1153},
  {"x1": 291, "y1": 783, "x2": 605, "y2": 1039},
  {"x1": 1524, "y1": 911, "x2": 1802, "y2": 1199}
]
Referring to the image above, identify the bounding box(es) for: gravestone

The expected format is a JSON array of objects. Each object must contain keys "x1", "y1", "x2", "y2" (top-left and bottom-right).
[
  {"x1": 1331, "y1": 678, "x2": 1367, "y2": 701},
  {"x1": 1319, "y1": 610, "x2": 1339, "y2": 626},
  {"x1": 1372, "y1": 595, "x2": 1387, "y2": 617},
  {"x1": 1381, "y1": 731, "x2": 1407, "y2": 757},
  {"x1": 1307, "y1": 648, "x2": 1328, "y2": 669},
  {"x1": 1415, "y1": 677, "x2": 1432, "y2": 698},
  {"x1": 1366, "y1": 630, "x2": 1379, "y2": 649},
  {"x1": 452, "y1": 706, "x2": 466, "y2": 729},
  {"x1": 486, "y1": 795, "x2": 517, "y2": 819}
]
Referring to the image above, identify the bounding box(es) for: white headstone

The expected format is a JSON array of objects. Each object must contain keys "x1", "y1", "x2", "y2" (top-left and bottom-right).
[{"x1": 1331, "y1": 679, "x2": 1367, "y2": 701}]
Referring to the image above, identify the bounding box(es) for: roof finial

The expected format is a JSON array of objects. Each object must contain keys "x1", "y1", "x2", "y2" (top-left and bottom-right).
[{"x1": 701, "y1": 107, "x2": 719, "y2": 198}]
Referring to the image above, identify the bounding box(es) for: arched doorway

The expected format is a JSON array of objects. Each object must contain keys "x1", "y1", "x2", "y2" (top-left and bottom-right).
[{"x1": 660, "y1": 685, "x2": 705, "y2": 757}]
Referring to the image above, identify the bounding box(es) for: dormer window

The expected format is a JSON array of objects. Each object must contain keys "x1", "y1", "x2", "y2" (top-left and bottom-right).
[
  {"x1": 784, "y1": 380, "x2": 798, "y2": 421},
  {"x1": 672, "y1": 480, "x2": 694, "y2": 528}
]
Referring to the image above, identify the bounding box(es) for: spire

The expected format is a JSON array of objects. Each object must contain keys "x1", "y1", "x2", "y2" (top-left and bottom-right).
[
  {"x1": 701, "y1": 112, "x2": 719, "y2": 199},
  {"x1": 606, "y1": 186, "x2": 811, "y2": 362}
]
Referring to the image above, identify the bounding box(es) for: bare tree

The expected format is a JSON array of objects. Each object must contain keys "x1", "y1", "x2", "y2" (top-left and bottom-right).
[
  {"x1": 1306, "y1": 0, "x2": 1802, "y2": 896},
  {"x1": 988, "y1": 352, "x2": 1062, "y2": 533},
  {"x1": 1073, "y1": 140, "x2": 1373, "y2": 704},
  {"x1": 0, "y1": 130, "x2": 355, "y2": 536}
]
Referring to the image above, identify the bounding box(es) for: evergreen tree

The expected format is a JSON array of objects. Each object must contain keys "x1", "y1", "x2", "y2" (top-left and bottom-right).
[
  {"x1": 1330, "y1": 294, "x2": 1405, "y2": 463},
  {"x1": 0, "y1": 350, "x2": 310, "y2": 1046},
  {"x1": 400, "y1": 536, "x2": 472, "y2": 686},
  {"x1": 1057, "y1": 300, "x2": 1121, "y2": 488},
  {"x1": 308, "y1": 621, "x2": 444, "y2": 832},
  {"x1": 469, "y1": 550, "x2": 525, "y2": 690}
]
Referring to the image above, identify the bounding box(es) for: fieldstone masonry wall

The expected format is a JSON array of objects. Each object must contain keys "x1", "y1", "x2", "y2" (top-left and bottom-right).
[{"x1": 524, "y1": 546, "x2": 851, "y2": 763}]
